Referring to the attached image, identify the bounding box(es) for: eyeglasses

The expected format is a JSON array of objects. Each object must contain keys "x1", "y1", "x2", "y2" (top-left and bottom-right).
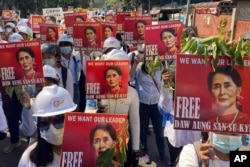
[{"x1": 38, "y1": 114, "x2": 65, "y2": 131}]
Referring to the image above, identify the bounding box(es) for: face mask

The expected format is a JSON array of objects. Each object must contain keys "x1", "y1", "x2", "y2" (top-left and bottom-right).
[
  {"x1": 60, "y1": 46, "x2": 71, "y2": 55},
  {"x1": 43, "y1": 59, "x2": 56, "y2": 67},
  {"x1": 211, "y1": 133, "x2": 242, "y2": 154},
  {"x1": 35, "y1": 34, "x2": 40, "y2": 39},
  {"x1": 40, "y1": 124, "x2": 64, "y2": 146},
  {"x1": 6, "y1": 28, "x2": 12, "y2": 33}
]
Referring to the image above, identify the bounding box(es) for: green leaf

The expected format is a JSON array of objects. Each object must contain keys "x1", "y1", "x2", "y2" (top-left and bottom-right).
[
  {"x1": 5, "y1": 86, "x2": 14, "y2": 98},
  {"x1": 96, "y1": 147, "x2": 115, "y2": 167},
  {"x1": 235, "y1": 51, "x2": 244, "y2": 68}
]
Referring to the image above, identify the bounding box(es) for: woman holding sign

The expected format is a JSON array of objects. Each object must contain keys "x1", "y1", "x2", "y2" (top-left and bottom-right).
[
  {"x1": 207, "y1": 66, "x2": 250, "y2": 129},
  {"x1": 16, "y1": 47, "x2": 42, "y2": 80}
]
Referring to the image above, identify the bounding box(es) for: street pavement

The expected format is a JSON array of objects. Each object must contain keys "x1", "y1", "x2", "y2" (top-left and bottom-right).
[{"x1": 0, "y1": 127, "x2": 170, "y2": 167}]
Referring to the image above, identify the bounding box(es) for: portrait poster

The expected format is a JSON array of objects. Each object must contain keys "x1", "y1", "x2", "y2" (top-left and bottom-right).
[
  {"x1": 0, "y1": 41, "x2": 44, "y2": 86},
  {"x1": 64, "y1": 12, "x2": 87, "y2": 35},
  {"x1": 100, "y1": 22, "x2": 117, "y2": 46},
  {"x1": 144, "y1": 22, "x2": 183, "y2": 61},
  {"x1": 2, "y1": 10, "x2": 20, "y2": 21},
  {"x1": 116, "y1": 12, "x2": 132, "y2": 34},
  {"x1": 86, "y1": 60, "x2": 129, "y2": 99},
  {"x1": 174, "y1": 54, "x2": 250, "y2": 134},
  {"x1": 73, "y1": 22, "x2": 102, "y2": 51},
  {"x1": 40, "y1": 23, "x2": 59, "y2": 44},
  {"x1": 29, "y1": 15, "x2": 45, "y2": 33},
  {"x1": 42, "y1": 7, "x2": 64, "y2": 20},
  {"x1": 124, "y1": 16, "x2": 152, "y2": 45},
  {"x1": 61, "y1": 113, "x2": 128, "y2": 167},
  {"x1": 105, "y1": 14, "x2": 116, "y2": 23}
]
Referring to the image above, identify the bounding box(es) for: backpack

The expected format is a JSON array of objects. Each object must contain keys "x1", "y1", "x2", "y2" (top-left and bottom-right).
[{"x1": 174, "y1": 141, "x2": 202, "y2": 167}]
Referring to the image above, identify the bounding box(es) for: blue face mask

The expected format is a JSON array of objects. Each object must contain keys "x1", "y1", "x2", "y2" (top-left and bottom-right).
[
  {"x1": 60, "y1": 46, "x2": 71, "y2": 55},
  {"x1": 211, "y1": 133, "x2": 242, "y2": 154}
]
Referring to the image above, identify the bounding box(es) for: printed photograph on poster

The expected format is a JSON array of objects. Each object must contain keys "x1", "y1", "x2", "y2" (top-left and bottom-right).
[
  {"x1": 64, "y1": 12, "x2": 87, "y2": 35},
  {"x1": 29, "y1": 15, "x2": 45, "y2": 33},
  {"x1": 0, "y1": 41, "x2": 44, "y2": 86},
  {"x1": 174, "y1": 54, "x2": 250, "y2": 134},
  {"x1": 144, "y1": 22, "x2": 183, "y2": 61},
  {"x1": 124, "y1": 16, "x2": 152, "y2": 45},
  {"x1": 61, "y1": 113, "x2": 128, "y2": 167},
  {"x1": 104, "y1": 14, "x2": 116, "y2": 23},
  {"x1": 2, "y1": 10, "x2": 20, "y2": 21},
  {"x1": 116, "y1": 12, "x2": 132, "y2": 34},
  {"x1": 40, "y1": 23, "x2": 59, "y2": 43},
  {"x1": 86, "y1": 60, "x2": 129, "y2": 99},
  {"x1": 100, "y1": 23, "x2": 117, "y2": 45},
  {"x1": 73, "y1": 22, "x2": 102, "y2": 51}
]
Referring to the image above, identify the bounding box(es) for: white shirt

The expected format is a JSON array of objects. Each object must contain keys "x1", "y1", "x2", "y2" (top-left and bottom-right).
[
  {"x1": 56, "y1": 67, "x2": 74, "y2": 98},
  {"x1": 134, "y1": 63, "x2": 162, "y2": 105},
  {"x1": 18, "y1": 142, "x2": 60, "y2": 167},
  {"x1": 60, "y1": 53, "x2": 82, "y2": 84}
]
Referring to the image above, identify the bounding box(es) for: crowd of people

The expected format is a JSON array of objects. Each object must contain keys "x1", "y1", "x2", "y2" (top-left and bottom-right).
[{"x1": 0, "y1": 11, "x2": 249, "y2": 167}]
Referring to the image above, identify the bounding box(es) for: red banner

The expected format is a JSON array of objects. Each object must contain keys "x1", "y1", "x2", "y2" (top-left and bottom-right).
[
  {"x1": 64, "y1": 12, "x2": 87, "y2": 35},
  {"x1": 0, "y1": 41, "x2": 44, "y2": 86},
  {"x1": 124, "y1": 16, "x2": 152, "y2": 44},
  {"x1": 73, "y1": 22, "x2": 102, "y2": 51},
  {"x1": 174, "y1": 54, "x2": 250, "y2": 134},
  {"x1": 61, "y1": 113, "x2": 128, "y2": 167},
  {"x1": 40, "y1": 23, "x2": 59, "y2": 43},
  {"x1": 29, "y1": 15, "x2": 45, "y2": 33},
  {"x1": 86, "y1": 60, "x2": 129, "y2": 99},
  {"x1": 144, "y1": 22, "x2": 183, "y2": 61}
]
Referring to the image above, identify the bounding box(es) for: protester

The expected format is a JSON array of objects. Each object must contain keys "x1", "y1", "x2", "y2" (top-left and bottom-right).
[
  {"x1": 41, "y1": 43, "x2": 74, "y2": 98},
  {"x1": 18, "y1": 85, "x2": 77, "y2": 167},
  {"x1": 0, "y1": 92, "x2": 7, "y2": 141},
  {"x1": 58, "y1": 34, "x2": 82, "y2": 110}
]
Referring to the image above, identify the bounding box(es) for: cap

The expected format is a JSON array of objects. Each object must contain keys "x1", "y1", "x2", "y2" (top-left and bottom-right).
[
  {"x1": 104, "y1": 49, "x2": 129, "y2": 60},
  {"x1": 8, "y1": 33, "x2": 24, "y2": 42},
  {"x1": 17, "y1": 25, "x2": 32, "y2": 35},
  {"x1": 41, "y1": 43, "x2": 58, "y2": 55},
  {"x1": 43, "y1": 65, "x2": 60, "y2": 81},
  {"x1": 103, "y1": 37, "x2": 121, "y2": 52},
  {"x1": 58, "y1": 34, "x2": 73, "y2": 44},
  {"x1": 5, "y1": 22, "x2": 16, "y2": 28}
]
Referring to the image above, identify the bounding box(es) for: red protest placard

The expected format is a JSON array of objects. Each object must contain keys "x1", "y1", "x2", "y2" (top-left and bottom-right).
[
  {"x1": 2, "y1": 10, "x2": 20, "y2": 21},
  {"x1": 29, "y1": 15, "x2": 45, "y2": 33},
  {"x1": 144, "y1": 22, "x2": 183, "y2": 61},
  {"x1": 174, "y1": 54, "x2": 250, "y2": 134},
  {"x1": 124, "y1": 16, "x2": 152, "y2": 44},
  {"x1": 100, "y1": 22, "x2": 117, "y2": 46},
  {"x1": 105, "y1": 14, "x2": 116, "y2": 23},
  {"x1": 86, "y1": 60, "x2": 129, "y2": 99},
  {"x1": 64, "y1": 12, "x2": 87, "y2": 35},
  {"x1": 116, "y1": 12, "x2": 132, "y2": 34},
  {"x1": 73, "y1": 22, "x2": 102, "y2": 51},
  {"x1": 40, "y1": 23, "x2": 59, "y2": 43},
  {"x1": 0, "y1": 41, "x2": 44, "y2": 86},
  {"x1": 61, "y1": 113, "x2": 128, "y2": 167}
]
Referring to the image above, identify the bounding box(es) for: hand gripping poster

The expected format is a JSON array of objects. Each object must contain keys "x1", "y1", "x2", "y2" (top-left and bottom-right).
[
  {"x1": 0, "y1": 41, "x2": 44, "y2": 86},
  {"x1": 86, "y1": 60, "x2": 129, "y2": 99},
  {"x1": 144, "y1": 22, "x2": 183, "y2": 61},
  {"x1": 61, "y1": 113, "x2": 128, "y2": 167},
  {"x1": 73, "y1": 22, "x2": 102, "y2": 51},
  {"x1": 174, "y1": 54, "x2": 250, "y2": 134},
  {"x1": 124, "y1": 16, "x2": 152, "y2": 45}
]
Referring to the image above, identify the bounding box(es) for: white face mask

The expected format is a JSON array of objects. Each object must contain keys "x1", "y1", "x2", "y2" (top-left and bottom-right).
[
  {"x1": 6, "y1": 28, "x2": 12, "y2": 33},
  {"x1": 211, "y1": 133, "x2": 242, "y2": 154},
  {"x1": 60, "y1": 46, "x2": 71, "y2": 55},
  {"x1": 40, "y1": 124, "x2": 64, "y2": 146},
  {"x1": 43, "y1": 59, "x2": 56, "y2": 67}
]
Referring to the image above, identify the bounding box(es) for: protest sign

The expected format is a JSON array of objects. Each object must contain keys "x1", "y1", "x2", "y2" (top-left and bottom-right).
[
  {"x1": 61, "y1": 113, "x2": 128, "y2": 167},
  {"x1": 73, "y1": 22, "x2": 102, "y2": 51},
  {"x1": 40, "y1": 23, "x2": 59, "y2": 43},
  {"x1": 116, "y1": 12, "x2": 132, "y2": 34},
  {"x1": 86, "y1": 60, "x2": 129, "y2": 99},
  {"x1": 144, "y1": 22, "x2": 183, "y2": 61},
  {"x1": 2, "y1": 10, "x2": 20, "y2": 21},
  {"x1": 0, "y1": 41, "x2": 43, "y2": 86},
  {"x1": 100, "y1": 22, "x2": 117, "y2": 46},
  {"x1": 174, "y1": 54, "x2": 250, "y2": 134},
  {"x1": 124, "y1": 16, "x2": 152, "y2": 44},
  {"x1": 105, "y1": 14, "x2": 116, "y2": 23},
  {"x1": 29, "y1": 15, "x2": 45, "y2": 33},
  {"x1": 64, "y1": 12, "x2": 87, "y2": 35},
  {"x1": 43, "y1": 8, "x2": 64, "y2": 20}
]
